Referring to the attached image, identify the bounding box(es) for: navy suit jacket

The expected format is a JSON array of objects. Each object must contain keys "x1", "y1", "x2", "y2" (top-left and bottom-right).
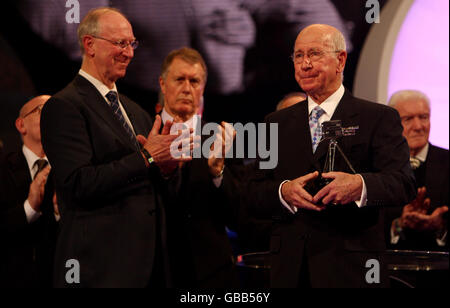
[
  {"x1": 40, "y1": 75, "x2": 169, "y2": 287},
  {"x1": 0, "y1": 150, "x2": 57, "y2": 287},
  {"x1": 245, "y1": 90, "x2": 416, "y2": 287}
]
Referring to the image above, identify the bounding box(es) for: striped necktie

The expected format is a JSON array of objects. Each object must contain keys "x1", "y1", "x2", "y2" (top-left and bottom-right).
[
  {"x1": 105, "y1": 91, "x2": 140, "y2": 150},
  {"x1": 33, "y1": 159, "x2": 48, "y2": 180}
]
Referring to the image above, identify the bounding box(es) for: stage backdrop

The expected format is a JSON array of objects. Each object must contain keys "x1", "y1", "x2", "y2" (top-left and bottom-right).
[{"x1": 354, "y1": 0, "x2": 448, "y2": 149}]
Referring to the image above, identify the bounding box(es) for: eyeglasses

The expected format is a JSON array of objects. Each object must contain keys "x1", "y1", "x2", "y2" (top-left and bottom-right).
[
  {"x1": 91, "y1": 35, "x2": 139, "y2": 50},
  {"x1": 22, "y1": 104, "x2": 44, "y2": 118},
  {"x1": 291, "y1": 49, "x2": 340, "y2": 64}
]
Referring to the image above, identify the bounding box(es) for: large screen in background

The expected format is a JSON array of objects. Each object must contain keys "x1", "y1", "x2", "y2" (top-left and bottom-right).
[{"x1": 388, "y1": 0, "x2": 449, "y2": 149}]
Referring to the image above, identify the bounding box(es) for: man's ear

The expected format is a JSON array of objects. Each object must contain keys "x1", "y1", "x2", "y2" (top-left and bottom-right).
[
  {"x1": 15, "y1": 117, "x2": 26, "y2": 135},
  {"x1": 336, "y1": 50, "x2": 347, "y2": 74},
  {"x1": 83, "y1": 35, "x2": 95, "y2": 57},
  {"x1": 159, "y1": 76, "x2": 166, "y2": 96}
]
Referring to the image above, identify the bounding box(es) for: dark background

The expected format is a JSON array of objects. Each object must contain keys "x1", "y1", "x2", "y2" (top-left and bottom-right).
[{"x1": 0, "y1": 0, "x2": 387, "y2": 154}]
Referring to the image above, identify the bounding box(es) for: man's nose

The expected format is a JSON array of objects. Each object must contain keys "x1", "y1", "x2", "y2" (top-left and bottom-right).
[
  {"x1": 181, "y1": 80, "x2": 192, "y2": 93},
  {"x1": 411, "y1": 117, "x2": 423, "y2": 130},
  {"x1": 301, "y1": 57, "x2": 312, "y2": 70},
  {"x1": 123, "y1": 44, "x2": 134, "y2": 58}
]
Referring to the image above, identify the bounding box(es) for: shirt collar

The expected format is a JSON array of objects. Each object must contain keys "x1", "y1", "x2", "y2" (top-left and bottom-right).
[
  {"x1": 161, "y1": 108, "x2": 200, "y2": 133},
  {"x1": 308, "y1": 84, "x2": 345, "y2": 118},
  {"x1": 414, "y1": 143, "x2": 429, "y2": 162},
  {"x1": 22, "y1": 145, "x2": 48, "y2": 177},
  {"x1": 79, "y1": 69, "x2": 118, "y2": 104}
]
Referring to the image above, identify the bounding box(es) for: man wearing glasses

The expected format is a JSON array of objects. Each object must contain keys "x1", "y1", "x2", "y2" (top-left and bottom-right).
[
  {"x1": 245, "y1": 24, "x2": 416, "y2": 287},
  {"x1": 40, "y1": 7, "x2": 193, "y2": 287},
  {"x1": 0, "y1": 95, "x2": 58, "y2": 288}
]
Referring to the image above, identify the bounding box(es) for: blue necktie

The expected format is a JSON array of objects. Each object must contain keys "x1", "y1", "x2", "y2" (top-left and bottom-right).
[
  {"x1": 309, "y1": 106, "x2": 325, "y2": 153},
  {"x1": 105, "y1": 91, "x2": 140, "y2": 150}
]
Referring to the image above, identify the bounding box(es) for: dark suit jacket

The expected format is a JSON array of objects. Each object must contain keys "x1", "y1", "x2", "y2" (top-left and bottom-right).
[
  {"x1": 164, "y1": 122, "x2": 240, "y2": 288},
  {"x1": 245, "y1": 90, "x2": 416, "y2": 287},
  {"x1": 386, "y1": 144, "x2": 449, "y2": 250},
  {"x1": 0, "y1": 150, "x2": 57, "y2": 288},
  {"x1": 40, "y1": 75, "x2": 169, "y2": 288}
]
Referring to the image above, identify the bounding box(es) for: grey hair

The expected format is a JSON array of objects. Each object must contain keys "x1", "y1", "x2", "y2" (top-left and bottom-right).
[
  {"x1": 388, "y1": 90, "x2": 431, "y2": 109},
  {"x1": 77, "y1": 7, "x2": 126, "y2": 54},
  {"x1": 329, "y1": 29, "x2": 346, "y2": 52}
]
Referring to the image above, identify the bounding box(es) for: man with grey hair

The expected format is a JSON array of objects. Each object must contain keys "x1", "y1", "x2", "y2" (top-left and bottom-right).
[
  {"x1": 40, "y1": 7, "x2": 194, "y2": 287},
  {"x1": 245, "y1": 24, "x2": 415, "y2": 287},
  {"x1": 387, "y1": 90, "x2": 448, "y2": 250},
  {"x1": 158, "y1": 47, "x2": 240, "y2": 287}
]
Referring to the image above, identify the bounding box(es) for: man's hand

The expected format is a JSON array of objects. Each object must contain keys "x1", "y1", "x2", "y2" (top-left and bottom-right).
[
  {"x1": 136, "y1": 115, "x2": 198, "y2": 175},
  {"x1": 399, "y1": 187, "x2": 449, "y2": 232},
  {"x1": 208, "y1": 121, "x2": 235, "y2": 177},
  {"x1": 402, "y1": 206, "x2": 448, "y2": 232},
  {"x1": 281, "y1": 171, "x2": 325, "y2": 211},
  {"x1": 27, "y1": 165, "x2": 51, "y2": 212},
  {"x1": 313, "y1": 172, "x2": 362, "y2": 205}
]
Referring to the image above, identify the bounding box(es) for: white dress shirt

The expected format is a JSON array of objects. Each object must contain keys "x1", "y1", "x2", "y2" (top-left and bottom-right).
[
  {"x1": 414, "y1": 142, "x2": 429, "y2": 163},
  {"x1": 278, "y1": 84, "x2": 368, "y2": 214}
]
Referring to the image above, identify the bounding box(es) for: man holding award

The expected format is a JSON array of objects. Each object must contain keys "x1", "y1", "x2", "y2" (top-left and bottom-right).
[{"x1": 245, "y1": 24, "x2": 416, "y2": 287}]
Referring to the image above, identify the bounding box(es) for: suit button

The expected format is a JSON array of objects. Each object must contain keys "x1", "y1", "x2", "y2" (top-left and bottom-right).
[{"x1": 148, "y1": 209, "x2": 156, "y2": 216}]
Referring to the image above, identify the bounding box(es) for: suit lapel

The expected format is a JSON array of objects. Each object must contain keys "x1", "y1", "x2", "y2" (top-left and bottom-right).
[
  {"x1": 8, "y1": 151, "x2": 31, "y2": 192},
  {"x1": 425, "y1": 145, "x2": 439, "y2": 193},
  {"x1": 290, "y1": 101, "x2": 315, "y2": 166},
  {"x1": 73, "y1": 75, "x2": 138, "y2": 150},
  {"x1": 120, "y1": 95, "x2": 144, "y2": 137}
]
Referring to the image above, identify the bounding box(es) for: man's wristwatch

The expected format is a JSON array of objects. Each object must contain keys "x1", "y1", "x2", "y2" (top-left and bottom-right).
[{"x1": 141, "y1": 148, "x2": 155, "y2": 166}]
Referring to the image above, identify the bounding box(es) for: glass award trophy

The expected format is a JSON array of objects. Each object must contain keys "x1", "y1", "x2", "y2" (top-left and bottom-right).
[{"x1": 305, "y1": 120, "x2": 357, "y2": 204}]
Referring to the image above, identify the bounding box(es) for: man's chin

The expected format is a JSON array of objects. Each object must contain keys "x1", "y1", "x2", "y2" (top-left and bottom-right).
[
  {"x1": 299, "y1": 82, "x2": 317, "y2": 93},
  {"x1": 175, "y1": 107, "x2": 195, "y2": 118}
]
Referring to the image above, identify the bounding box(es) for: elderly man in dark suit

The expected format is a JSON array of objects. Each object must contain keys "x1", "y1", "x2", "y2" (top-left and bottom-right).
[
  {"x1": 40, "y1": 7, "x2": 193, "y2": 288},
  {"x1": 158, "y1": 47, "x2": 240, "y2": 287},
  {"x1": 0, "y1": 95, "x2": 58, "y2": 288},
  {"x1": 387, "y1": 90, "x2": 448, "y2": 250},
  {"x1": 245, "y1": 24, "x2": 416, "y2": 288}
]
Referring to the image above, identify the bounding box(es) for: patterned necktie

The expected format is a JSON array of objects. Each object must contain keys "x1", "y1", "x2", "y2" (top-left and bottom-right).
[
  {"x1": 309, "y1": 106, "x2": 325, "y2": 153},
  {"x1": 410, "y1": 157, "x2": 421, "y2": 170},
  {"x1": 33, "y1": 159, "x2": 48, "y2": 180},
  {"x1": 105, "y1": 91, "x2": 140, "y2": 150}
]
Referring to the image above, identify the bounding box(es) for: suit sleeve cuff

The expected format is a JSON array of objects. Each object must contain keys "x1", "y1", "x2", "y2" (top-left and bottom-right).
[
  {"x1": 24, "y1": 199, "x2": 42, "y2": 223},
  {"x1": 279, "y1": 180, "x2": 297, "y2": 214},
  {"x1": 355, "y1": 174, "x2": 368, "y2": 208}
]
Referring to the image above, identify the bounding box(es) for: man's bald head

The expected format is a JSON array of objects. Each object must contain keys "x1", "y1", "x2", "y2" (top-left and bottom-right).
[
  {"x1": 19, "y1": 95, "x2": 51, "y2": 118},
  {"x1": 296, "y1": 24, "x2": 347, "y2": 53},
  {"x1": 16, "y1": 95, "x2": 51, "y2": 156}
]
